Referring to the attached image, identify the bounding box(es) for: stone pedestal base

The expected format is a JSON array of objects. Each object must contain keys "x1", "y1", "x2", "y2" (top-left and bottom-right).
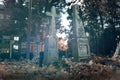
[{"x1": 72, "y1": 37, "x2": 90, "y2": 61}]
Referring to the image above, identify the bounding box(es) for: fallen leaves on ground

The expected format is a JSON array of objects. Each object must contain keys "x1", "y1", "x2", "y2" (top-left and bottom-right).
[{"x1": 0, "y1": 56, "x2": 120, "y2": 80}]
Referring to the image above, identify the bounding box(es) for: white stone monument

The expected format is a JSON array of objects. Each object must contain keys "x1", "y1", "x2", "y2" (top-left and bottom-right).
[
  {"x1": 45, "y1": 6, "x2": 58, "y2": 64},
  {"x1": 72, "y1": 5, "x2": 90, "y2": 61}
]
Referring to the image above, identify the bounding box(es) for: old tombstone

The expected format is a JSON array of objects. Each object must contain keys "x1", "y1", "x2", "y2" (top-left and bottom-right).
[
  {"x1": 72, "y1": 5, "x2": 90, "y2": 61},
  {"x1": 45, "y1": 6, "x2": 58, "y2": 64}
]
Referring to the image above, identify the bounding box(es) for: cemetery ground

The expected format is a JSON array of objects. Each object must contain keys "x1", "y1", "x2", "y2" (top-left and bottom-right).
[{"x1": 0, "y1": 56, "x2": 120, "y2": 80}]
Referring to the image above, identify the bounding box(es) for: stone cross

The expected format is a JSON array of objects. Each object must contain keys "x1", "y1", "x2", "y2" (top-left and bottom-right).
[
  {"x1": 72, "y1": 5, "x2": 90, "y2": 61},
  {"x1": 46, "y1": 6, "x2": 57, "y2": 35},
  {"x1": 45, "y1": 6, "x2": 58, "y2": 64}
]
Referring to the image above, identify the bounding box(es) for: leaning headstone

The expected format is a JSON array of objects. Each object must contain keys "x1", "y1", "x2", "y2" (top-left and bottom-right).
[
  {"x1": 113, "y1": 41, "x2": 120, "y2": 58},
  {"x1": 72, "y1": 5, "x2": 90, "y2": 61}
]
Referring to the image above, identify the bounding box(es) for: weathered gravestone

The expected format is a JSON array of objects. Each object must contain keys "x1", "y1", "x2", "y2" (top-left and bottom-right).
[
  {"x1": 113, "y1": 41, "x2": 120, "y2": 58},
  {"x1": 72, "y1": 5, "x2": 90, "y2": 61},
  {"x1": 45, "y1": 6, "x2": 58, "y2": 64}
]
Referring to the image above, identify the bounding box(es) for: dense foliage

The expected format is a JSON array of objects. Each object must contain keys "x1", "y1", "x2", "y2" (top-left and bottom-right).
[{"x1": 82, "y1": 0, "x2": 120, "y2": 56}]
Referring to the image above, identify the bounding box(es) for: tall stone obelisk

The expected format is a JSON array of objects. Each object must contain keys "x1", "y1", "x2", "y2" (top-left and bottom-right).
[
  {"x1": 72, "y1": 5, "x2": 90, "y2": 61},
  {"x1": 45, "y1": 6, "x2": 58, "y2": 64}
]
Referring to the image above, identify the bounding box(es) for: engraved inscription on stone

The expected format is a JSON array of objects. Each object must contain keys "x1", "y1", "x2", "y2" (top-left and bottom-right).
[{"x1": 78, "y1": 45, "x2": 88, "y2": 57}]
